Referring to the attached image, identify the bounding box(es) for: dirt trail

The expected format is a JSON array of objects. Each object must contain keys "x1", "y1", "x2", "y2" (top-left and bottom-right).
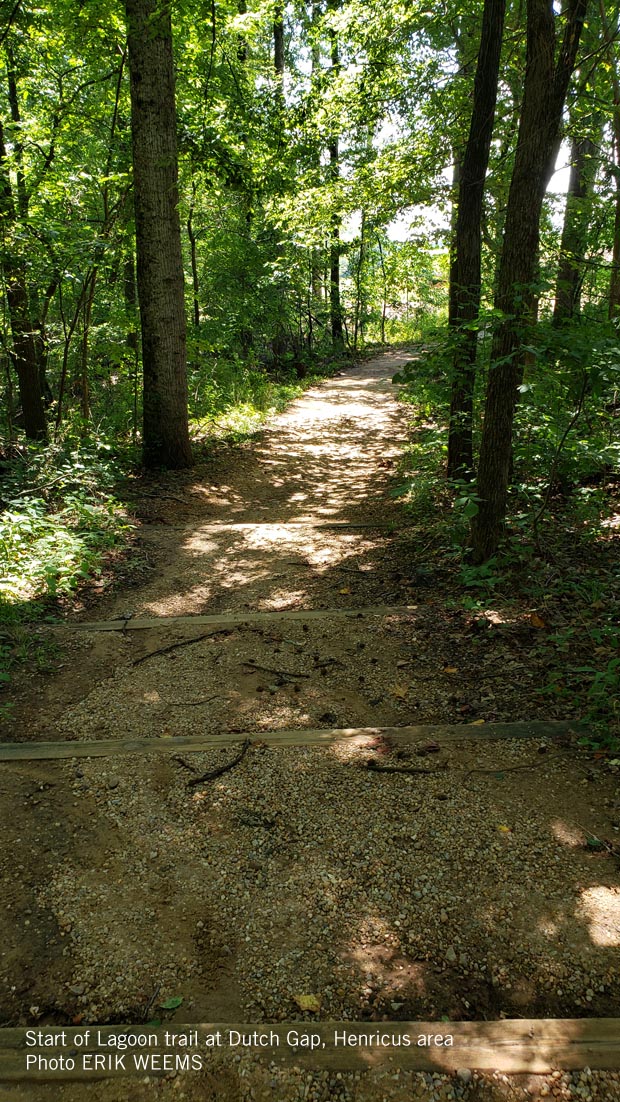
[
  {"x1": 103, "y1": 350, "x2": 413, "y2": 621},
  {"x1": 2, "y1": 353, "x2": 620, "y2": 1102}
]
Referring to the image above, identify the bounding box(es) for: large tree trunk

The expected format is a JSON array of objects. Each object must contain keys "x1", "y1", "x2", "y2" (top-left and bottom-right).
[
  {"x1": 0, "y1": 118, "x2": 47, "y2": 441},
  {"x1": 447, "y1": 0, "x2": 506, "y2": 481},
  {"x1": 471, "y1": 0, "x2": 587, "y2": 562},
  {"x1": 553, "y1": 135, "x2": 599, "y2": 324},
  {"x1": 125, "y1": 0, "x2": 193, "y2": 469}
]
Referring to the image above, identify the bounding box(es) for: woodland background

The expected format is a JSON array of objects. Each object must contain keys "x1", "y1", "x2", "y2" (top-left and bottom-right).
[{"x1": 0, "y1": 0, "x2": 619, "y2": 742}]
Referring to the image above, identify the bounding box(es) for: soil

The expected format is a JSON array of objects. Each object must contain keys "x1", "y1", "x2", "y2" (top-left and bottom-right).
[{"x1": 1, "y1": 351, "x2": 619, "y2": 1102}]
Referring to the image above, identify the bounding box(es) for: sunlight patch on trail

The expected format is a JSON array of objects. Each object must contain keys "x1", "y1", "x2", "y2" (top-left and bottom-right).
[{"x1": 577, "y1": 887, "x2": 620, "y2": 947}]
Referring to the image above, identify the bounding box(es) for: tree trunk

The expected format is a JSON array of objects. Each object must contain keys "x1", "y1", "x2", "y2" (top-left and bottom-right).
[
  {"x1": 610, "y1": 171, "x2": 620, "y2": 320},
  {"x1": 310, "y1": 2, "x2": 323, "y2": 312},
  {"x1": 125, "y1": 0, "x2": 193, "y2": 469},
  {"x1": 353, "y1": 210, "x2": 366, "y2": 348},
  {"x1": 187, "y1": 180, "x2": 200, "y2": 329},
  {"x1": 553, "y1": 134, "x2": 599, "y2": 323},
  {"x1": 329, "y1": 145, "x2": 344, "y2": 349},
  {"x1": 328, "y1": 0, "x2": 343, "y2": 349},
  {"x1": 0, "y1": 118, "x2": 47, "y2": 441},
  {"x1": 471, "y1": 0, "x2": 587, "y2": 562},
  {"x1": 447, "y1": 0, "x2": 506, "y2": 481},
  {"x1": 606, "y1": 54, "x2": 620, "y2": 320},
  {"x1": 597, "y1": 0, "x2": 620, "y2": 319},
  {"x1": 274, "y1": 3, "x2": 284, "y2": 78}
]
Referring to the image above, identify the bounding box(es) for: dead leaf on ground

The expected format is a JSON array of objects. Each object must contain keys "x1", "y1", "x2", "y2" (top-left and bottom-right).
[
  {"x1": 390, "y1": 683, "x2": 409, "y2": 699},
  {"x1": 293, "y1": 994, "x2": 321, "y2": 1013}
]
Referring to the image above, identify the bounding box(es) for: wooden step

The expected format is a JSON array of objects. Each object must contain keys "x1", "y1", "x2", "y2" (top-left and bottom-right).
[
  {"x1": 1, "y1": 1018, "x2": 618, "y2": 1079},
  {"x1": 36, "y1": 604, "x2": 417, "y2": 632},
  {"x1": 0, "y1": 721, "x2": 578, "y2": 762}
]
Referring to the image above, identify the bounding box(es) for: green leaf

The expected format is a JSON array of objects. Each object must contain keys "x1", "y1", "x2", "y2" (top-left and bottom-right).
[{"x1": 159, "y1": 996, "x2": 183, "y2": 1010}]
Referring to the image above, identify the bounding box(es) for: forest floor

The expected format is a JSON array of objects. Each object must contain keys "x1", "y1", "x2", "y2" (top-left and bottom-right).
[{"x1": 1, "y1": 350, "x2": 620, "y2": 1102}]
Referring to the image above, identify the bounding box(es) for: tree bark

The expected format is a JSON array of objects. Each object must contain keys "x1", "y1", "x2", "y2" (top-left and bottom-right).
[
  {"x1": 553, "y1": 135, "x2": 599, "y2": 324},
  {"x1": 447, "y1": 0, "x2": 506, "y2": 481},
  {"x1": 309, "y1": 1, "x2": 324, "y2": 316},
  {"x1": 0, "y1": 117, "x2": 47, "y2": 441},
  {"x1": 274, "y1": 3, "x2": 284, "y2": 79},
  {"x1": 597, "y1": 0, "x2": 620, "y2": 319},
  {"x1": 606, "y1": 48, "x2": 620, "y2": 319},
  {"x1": 471, "y1": 0, "x2": 587, "y2": 562},
  {"x1": 125, "y1": 0, "x2": 193, "y2": 469},
  {"x1": 328, "y1": 0, "x2": 343, "y2": 349},
  {"x1": 187, "y1": 180, "x2": 200, "y2": 330}
]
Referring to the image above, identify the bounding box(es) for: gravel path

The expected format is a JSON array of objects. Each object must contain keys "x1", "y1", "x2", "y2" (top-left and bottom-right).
[{"x1": 2, "y1": 353, "x2": 620, "y2": 1101}]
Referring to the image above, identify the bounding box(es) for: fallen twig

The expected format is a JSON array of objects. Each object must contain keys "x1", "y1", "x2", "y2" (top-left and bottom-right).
[
  {"x1": 133, "y1": 630, "x2": 231, "y2": 666},
  {"x1": 364, "y1": 759, "x2": 448, "y2": 776},
  {"x1": 132, "y1": 490, "x2": 191, "y2": 505},
  {"x1": 242, "y1": 660, "x2": 310, "y2": 679},
  {"x1": 142, "y1": 983, "x2": 161, "y2": 1022},
  {"x1": 571, "y1": 821, "x2": 620, "y2": 857},
  {"x1": 461, "y1": 756, "x2": 558, "y2": 783},
  {"x1": 161, "y1": 695, "x2": 219, "y2": 708},
  {"x1": 187, "y1": 740, "x2": 251, "y2": 787},
  {"x1": 173, "y1": 756, "x2": 198, "y2": 772}
]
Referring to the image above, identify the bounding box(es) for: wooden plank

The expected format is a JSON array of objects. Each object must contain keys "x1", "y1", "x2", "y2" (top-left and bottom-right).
[
  {"x1": 131, "y1": 521, "x2": 398, "y2": 531},
  {"x1": 136, "y1": 521, "x2": 400, "y2": 533},
  {"x1": 36, "y1": 604, "x2": 418, "y2": 633},
  {"x1": 0, "y1": 721, "x2": 577, "y2": 762},
  {"x1": 1, "y1": 1019, "x2": 619, "y2": 1080}
]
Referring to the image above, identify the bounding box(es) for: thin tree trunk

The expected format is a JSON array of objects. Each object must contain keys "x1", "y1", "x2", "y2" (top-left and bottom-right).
[
  {"x1": 310, "y1": 2, "x2": 323, "y2": 310},
  {"x1": 124, "y1": 251, "x2": 138, "y2": 353},
  {"x1": 471, "y1": 0, "x2": 587, "y2": 562},
  {"x1": 237, "y1": 0, "x2": 248, "y2": 62},
  {"x1": 79, "y1": 268, "x2": 98, "y2": 423},
  {"x1": 553, "y1": 135, "x2": 599, "y2": 323},
  {"x1": 606, "y1": 53, "x2": 620, "y2": 319},
  {"x1": 376, "y1": 234, "x2": 388, "y2": 343},
  {"x1": 6, "y1": 46, "x2": 28, "y2": 220},
  {"x1": 610, "y1": 170, "x2": 620, "y2": 320},
  {"x1": 125, "y1": 0, "x2": 192, "y2": 469},
  {"x1": 353, "y1": 210, "x2": 366, "y2": 348},
  {"x1": 598, "y1": 0, "x2": 620, "y2": 319},
  {"x1": 187, "y1": 180, "x2": 200, "y2": 329},
  {"x1": 447, "y1": 0, "x2": 506, "y2": 481},
  {"x1": 35, "y1": 278, "x2": 58, "y2": 407},
  {"x1": 329, "y1": 149, "x2": 343, "y2": 349},
  {"x1": 328, "y1": 0, "x2": 343, "y2": 349},
  {"x1": 274, "y1": 3, "x2": 284, "y2": 80}
]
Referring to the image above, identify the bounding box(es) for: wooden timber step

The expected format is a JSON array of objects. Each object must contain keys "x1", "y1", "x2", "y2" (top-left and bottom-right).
[
  {"x1": 131, "y1": 520, "x2": 401, "y2": 530},
  {"x1": 0, "y1": 721, "x2": 578, "y2": 762},
  {"x1": 1, "y1": 1019, "x2": 619, "y2": 1079},
  {"x1": 36, "y1": 604, "x2": 418, "y2": 632}
]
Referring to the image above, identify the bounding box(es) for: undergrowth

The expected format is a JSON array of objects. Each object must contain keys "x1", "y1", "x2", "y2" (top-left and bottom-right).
[
  {"x1": 0, "y1": 351, "x2": 349, "y2": 711},
  {"x1": 393, "y1": 327, "x2": 620, "y2": 752},
  {"x1": 0, "y1": 439, "x2": 132, "y2": 716}
]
